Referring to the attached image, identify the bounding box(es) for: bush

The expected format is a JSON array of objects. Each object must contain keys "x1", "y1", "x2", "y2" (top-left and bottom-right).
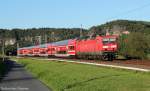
[{"x1": 119, "y1": 32, "x2": 150, "y2": 59}]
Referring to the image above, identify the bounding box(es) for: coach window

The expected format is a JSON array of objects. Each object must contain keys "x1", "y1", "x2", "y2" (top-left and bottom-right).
[
  {"x1": 34, "y1": 49, "x2": 39, "y2": 52},
  {"x1": 52, "y1": 48, "x2": 55, "y2": 51}
]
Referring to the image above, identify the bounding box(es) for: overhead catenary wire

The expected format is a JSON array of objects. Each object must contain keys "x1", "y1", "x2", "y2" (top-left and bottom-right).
[{"x1": 105, "y1": 2, "x2": 150, "y2": 21}]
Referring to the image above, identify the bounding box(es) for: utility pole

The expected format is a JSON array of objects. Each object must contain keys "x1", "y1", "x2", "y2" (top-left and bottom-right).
[
  {"x1": 2, "y1": 39, "x2": 5, "y2": 61},
  {"x1": 17, "y1": 42, "x2": 19, "y2": 58},
  {"x1": 80, "y1": 24, "x2": 83, "y2": 38},
  {"x1": 45, "y1": 34, "x2": 48, "y2": 57},
  {"x1": 45, "y1": 34, "x2": 47, "y2": 44},
  {"x1": 38, "y1": 36, "x2": 41, "y2": 45},
  {"x1": 51, "y1": 32, "x2": 55, "y2": 42}
]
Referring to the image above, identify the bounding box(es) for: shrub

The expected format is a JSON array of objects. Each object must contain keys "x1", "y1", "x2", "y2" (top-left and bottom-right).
[{"x1": 119, "y1": 32, "x2": 150, "y2": 59}]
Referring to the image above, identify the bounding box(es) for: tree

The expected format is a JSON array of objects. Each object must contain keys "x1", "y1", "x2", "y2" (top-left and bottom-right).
[{"x1": 119, "y1": 32, "x2": 150, "y2": 59}]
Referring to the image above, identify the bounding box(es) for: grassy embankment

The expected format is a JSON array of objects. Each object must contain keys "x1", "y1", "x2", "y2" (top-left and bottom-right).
[{"x1": 17, "y1": 58, "x2": 150, "y2": 91}]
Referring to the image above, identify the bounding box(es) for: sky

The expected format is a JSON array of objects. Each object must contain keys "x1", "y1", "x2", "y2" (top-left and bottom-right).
[{"x1": 0, "y1": 0, "x2": 150, "y2": 29}]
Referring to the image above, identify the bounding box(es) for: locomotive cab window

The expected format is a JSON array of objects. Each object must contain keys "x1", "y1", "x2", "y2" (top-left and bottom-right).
[
  {"x1": 102, "y1": 38, "x2": 109, "y2": 44},
  {"x1": 109, "y1": 38, "x2": 116, "y2": 43},
  {"x1": 102, "y1": 38, "x2": 116, "y2": 44}
]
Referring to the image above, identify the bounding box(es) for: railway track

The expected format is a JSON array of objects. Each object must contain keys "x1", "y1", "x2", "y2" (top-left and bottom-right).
[{"x1": 21, "y1": 57, "x2": 150, "y2": 72}]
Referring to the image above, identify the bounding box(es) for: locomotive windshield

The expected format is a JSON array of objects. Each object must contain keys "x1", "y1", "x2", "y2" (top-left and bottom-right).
[{"x1": 102, "y1": 38, "x2": 116, "y2": 44}]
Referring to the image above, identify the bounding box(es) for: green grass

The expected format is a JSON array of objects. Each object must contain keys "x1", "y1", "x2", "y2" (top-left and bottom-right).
[{"x1": 17, "y1": 58, "x2": 150, "y2": 91}]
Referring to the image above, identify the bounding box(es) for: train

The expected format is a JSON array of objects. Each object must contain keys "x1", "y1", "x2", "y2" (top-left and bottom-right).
[{"x1": 18, "y1": 35, "x2": 118, "y2": 61}]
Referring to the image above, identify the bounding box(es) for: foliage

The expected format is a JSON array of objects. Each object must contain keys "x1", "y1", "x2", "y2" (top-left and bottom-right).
[
  {"x1": 17, "y1": 58, "x2": 150, "y2": 91},
  {"x1": 118, "y1": 32, "x2": 150, "y2": 59},
  {"x1": 1, "y1": 28, "x2": 87, "y2": 46},
  {"x1": 5, "y1": 44, "x2": 17, "y2": 56},
  {"x1": 118, "y1": 34, "x2": 128, "y2": 55}
]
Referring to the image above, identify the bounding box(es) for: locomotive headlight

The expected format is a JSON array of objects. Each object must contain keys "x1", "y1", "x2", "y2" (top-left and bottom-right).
[
  {"x1": 103, "y1": 46, "x2": 109, "y2": 48},
  {"x1": 111, "y1": 45, "x2": 117, "y2": 48}
]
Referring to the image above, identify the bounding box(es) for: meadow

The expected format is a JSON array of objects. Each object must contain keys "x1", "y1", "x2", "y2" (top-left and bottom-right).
[{"x1": 17, "y1": 58, "x2": 150, "y2": 91}]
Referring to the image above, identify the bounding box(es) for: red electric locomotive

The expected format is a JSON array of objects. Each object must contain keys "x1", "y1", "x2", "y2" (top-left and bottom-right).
[{"x1": 76, "y1": 35, "x2": 117, "y2": 61}]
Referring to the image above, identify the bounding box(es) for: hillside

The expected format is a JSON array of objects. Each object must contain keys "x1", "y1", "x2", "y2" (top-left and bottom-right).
[{"x1": 88, "y1": 20, "x2": 150, "y2": 36}]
